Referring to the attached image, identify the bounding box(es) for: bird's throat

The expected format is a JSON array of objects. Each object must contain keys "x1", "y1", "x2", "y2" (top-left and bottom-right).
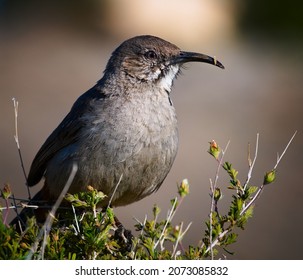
[{"x1": 158, "y1": 65, "x2": 180, "y2": 93}]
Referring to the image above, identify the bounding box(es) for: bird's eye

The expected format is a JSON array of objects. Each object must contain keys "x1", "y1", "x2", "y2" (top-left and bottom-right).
[{"x1": 144, "y1": 50, "x2": 157, "y2": 60}]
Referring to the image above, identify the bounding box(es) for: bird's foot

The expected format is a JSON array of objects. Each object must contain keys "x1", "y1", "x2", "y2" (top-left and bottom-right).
[{"x1": 114, "y1": 217, "x2": 133, "y2": 253}]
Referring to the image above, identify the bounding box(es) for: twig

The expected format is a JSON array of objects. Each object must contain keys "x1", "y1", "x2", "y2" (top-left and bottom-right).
[
  {"x1": 101, "y1": 173, "x2": 123, "y2": 225},
  {"x1": 171, "y1": 221, "x2": 192, "y2": 259},
  {"x1": 240, "y1": 131, "x2": 297, "y2": 216},
  {"x1": 273, "y1": 131, "x2": 297, "y2": 169},
  {"x1": 170, "y1": 192, "x2": 186, "y2": 222},
  {"x1": 243, "y1": 133, "x2": 259, "y2": 191},
  {"x1": 12, "y1": 98, "x2": 31, "y2": 199},
  {"x1": 171, "y1": 222, "x2": 184, "y2": 259},
  {"x1": 0, "y1": 205, "x2": 18, "y2": 211},
  {"x1": 106, "y1": 173, "x2": 123, "y2": 210},
  {"x1": 71, "y1": 204, "x2": 80, "y2": 235},
  {"x1": 240, "y1": 186, "x2": 263, "y2": 216},
  {"x1": 133, "y1": 215, "x2": 147, "y2": 260},
  {"x1": 139, "y1": 215, "x2": 148, "y2": 237},
  {"x1": 213, "y1": 140, "x2": 230, "y2": 190},
  {"x1": 10, "y1": 194, "x2": 19, "y2": 218},
  {"x1": 26, "y1": 163, "x2": 78, "y2": 260},
  {"x1": 205, "y1": 229, "x2": 229, "y2": 254},
  {"x1": 0, "y1": 203, "x2": 38, "y2": 212},
  {"x1": 3, "y1": 198, "x2": 10, "y2": 226},
  {"x1": 208, "y1": 140, "x2": 230, "y2": 260},
  {"x1": 154, "y1": 197, "x2": 178, "y2": 251}
]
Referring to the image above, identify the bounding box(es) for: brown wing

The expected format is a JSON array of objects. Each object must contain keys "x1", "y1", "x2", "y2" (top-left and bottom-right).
[{"x1": 27, "y1": 85, "x2": 105, "y2": 186}]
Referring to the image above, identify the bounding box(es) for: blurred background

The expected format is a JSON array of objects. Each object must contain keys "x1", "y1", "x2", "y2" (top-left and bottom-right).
[{"x1": 0, "y1": 0, "x2": 302, "y2": 259}]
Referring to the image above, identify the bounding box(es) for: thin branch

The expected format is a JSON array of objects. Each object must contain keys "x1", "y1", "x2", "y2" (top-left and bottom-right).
[
  {"x1": 71, "y1": 204, "x2": 80, "y2": 235},
  {"x1": 212, "y1": 140, "x2": 230, "y2": 191},
  {"x1": 208, "y1": 178, "x2": 215, "y2": 259},
  {"x1": 205, "y1": 229, "x2": 229, "y2": 254},
  {"x1": 106, "y1": 173, "x2": 123, "y2": 210},
  {"x1": 273, "y1": 130, "x2": 297, "y2": 170},
  {"x1": 208, "y1": 140, "x2": 230, "y2": 259},
  {"x1": 171, "y1": 221, "x2": 192, "y2": 259},
  {"x1": 243, "y1": 133, "x2": 259, "y2": 191},
  {"x1": 12, "y1": 98, "x2": 20, "y2": 150},
  {"x1": 154, "y1": 197, "x2": 178, "y2": 250},
  {"x1": 101, "y1": 173, "x2": 123, "y2": 226},
  {"x1": 172, "y1": 222, "x2": 184, "y2": 259},
  {"x1": 139, "y1": 215, "x2": 148, "y2": 237},
  {"x1": 12, "y1": 98, "x2": 30, "y2": 199},
  {"x1": 133, "y1": 214, "x2": 147, "y2": 260},
  {"x1": 3, "y1": 198, "x2": 10, "y2": 226},
  {"x1": 240, "y1": 186, "x2": 264, "y2": 216},
  {"x1": 170, "y1": 193, "x2": 185, "y2": 222},
  {"x1": 241, "y1": 131, "x2": 297, "y2": 216},
  {"x1": 0, "y1": 205, "x2": 18, "y2": 211},
  {"x1": 10, "y1": 194, "x2": 18, "y2": 215}
]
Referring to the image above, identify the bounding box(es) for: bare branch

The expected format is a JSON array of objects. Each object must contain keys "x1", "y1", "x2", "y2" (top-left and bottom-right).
[
  {"x1": 71, "y1": 204, "x2": 80, "y2": 235},
  {"x1": 240, "y1": 186, "x2": 263, "y2": 216},
  {"x1": 154, "y1": 197, "x2": 178, "y2": 251},
  {"x1": 205, "y1": 229, "x2": 229, "y2": 254},
  {"x1": 212, "y1": 140, "x2": 230, "y2": 191},
  {"x1": 243, "y1": 133, "x2": 259, "y2": 191},
  {"x1": 208, "y1": 140, "x2": 230, "y2": 259},
  {"x1": 241, "y1": 131, "x2": 297, "y2": 216},
  {"x1": 12, "y1": 98, "x2": 30, "y2": 199},
  {"x1": 171, "y1": 221, "x2": 192, "y2": 259},
  {"x1": 274, "y1": 131, "x2": 297, "y2": 170},
  {"x1": 106, "y1": 173, "x2": 123, "y2": 210}
]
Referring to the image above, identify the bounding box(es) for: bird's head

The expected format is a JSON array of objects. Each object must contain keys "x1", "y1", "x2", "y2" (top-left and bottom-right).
[{"x1": 104, "y1": 35, "x2": 224, "y2": 92}]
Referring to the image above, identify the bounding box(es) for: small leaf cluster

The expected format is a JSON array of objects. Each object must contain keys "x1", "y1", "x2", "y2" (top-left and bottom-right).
[
  {"x1": 199, "y1": 141, "x2": 270, "y2": 259},
  {"x1": 0, "y1": 182, "x2": 194, "y2": 260},
  {"x1": 0, "y1": 188, "x2": 127, "y2": 260},
  {"x1": 132, "y1": 180, "x2": 190, "y2": 259},
  {"x1": 201, "y1": 160, "x2": 258, "y2": 258}
]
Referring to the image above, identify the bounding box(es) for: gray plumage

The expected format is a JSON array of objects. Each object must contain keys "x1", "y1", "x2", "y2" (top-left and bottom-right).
[{"x1": 15, "y1": 35, "x2": 224, "y2": 224}]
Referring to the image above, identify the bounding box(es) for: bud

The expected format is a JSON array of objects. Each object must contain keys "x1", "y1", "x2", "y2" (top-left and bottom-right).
[
  {"x1": 208, "y1": 140, "x2": 221, "y2": 160},
  {"x1": 152, "y1": 204, "x2": 161, "y2": 218},
  {"x1": 263, "y1": 169, "x2": 276, "y2": 185},
  {"x1": 1, "y1": 183, "x2": 12, "y2": 200},
  {"x1": 52, "y1": 233, "x2": 59, "y2": 242},
  {"x1": 20, "y1": 242, "x2": 29, "y2": 249},
  {"x1": 178, "y1": 179, "x2": 190, "y2": 198},
  {"x1": 87, "y1": 185, "x2": 94, "y2": 192},
  {"x1": 214, "y1": 187, "x2": 222, "y2": 202}
]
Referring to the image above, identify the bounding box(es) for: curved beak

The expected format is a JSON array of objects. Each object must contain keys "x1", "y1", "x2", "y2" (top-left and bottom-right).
[{"x1": 171, "y1": 51, "x2": 224, "y2": 69}]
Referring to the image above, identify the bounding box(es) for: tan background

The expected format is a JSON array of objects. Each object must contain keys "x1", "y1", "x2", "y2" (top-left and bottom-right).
[{"x1": 1, "y1": 0, "x2": 303, "y2": 259}]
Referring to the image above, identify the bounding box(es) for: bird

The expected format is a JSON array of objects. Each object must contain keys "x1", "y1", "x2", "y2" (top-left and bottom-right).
[{"x1": 12, "y1": 35, "x2": 224, "y2": 228}]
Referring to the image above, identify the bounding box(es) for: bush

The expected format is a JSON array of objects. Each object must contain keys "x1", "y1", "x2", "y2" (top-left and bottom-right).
[{"x1": 0, "y1": 133, "x2": 296, "y2": 260}]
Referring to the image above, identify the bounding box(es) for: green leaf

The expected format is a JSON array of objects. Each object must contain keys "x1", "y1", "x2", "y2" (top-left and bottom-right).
[
  {"x1": 247, "y1": 186, "x2": 258, "y2": 196},
  {"x1": 225, "y1": 233, "x2": 238, "y2": 245},
  {"x1": 243, "y1": 205, "x2": 254, "y2": 220}
]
